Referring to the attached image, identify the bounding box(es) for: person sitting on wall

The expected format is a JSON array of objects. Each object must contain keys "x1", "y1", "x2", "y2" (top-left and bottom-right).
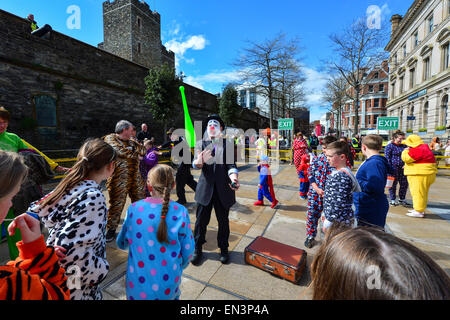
[{"x1": 27, "y1": 14, "x2": 52, "y2": 38}]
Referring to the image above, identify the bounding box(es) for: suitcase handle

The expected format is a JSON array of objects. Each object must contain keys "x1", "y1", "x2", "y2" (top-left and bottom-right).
[{"x1": 262, "y1": 261, "x2": 276, "y2": 272}]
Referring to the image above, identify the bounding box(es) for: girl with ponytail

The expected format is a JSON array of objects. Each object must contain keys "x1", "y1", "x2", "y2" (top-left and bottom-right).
[
  {"x1": 27, "y1": 138, "x2": 117, "y2": 300},
  {"x1": 117, "y1": 164, "x2": 195, "y2": 300}
]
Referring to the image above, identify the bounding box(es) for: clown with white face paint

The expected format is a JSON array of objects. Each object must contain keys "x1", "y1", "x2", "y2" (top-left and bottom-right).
[
  {"x1": 192, "y1": 114, "x2": 239, "y2": 265},
  {"x1": 207, "y1": 119, "x2": 221, "y2": 140}
]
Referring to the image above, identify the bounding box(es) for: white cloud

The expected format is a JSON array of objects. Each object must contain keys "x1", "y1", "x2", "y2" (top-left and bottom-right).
[
  {"x1": 184, "y1": 76, "x2": 205, "y2": 90},
  {"x1": 164, "y1": 35, "x2": 208, "y2": 68},
  {"x1": 182, "y1": 69, "x2": 243, "y2": 93},
  {"x1": 301, "y1": 66, "x2": 331, "y2": 121}
]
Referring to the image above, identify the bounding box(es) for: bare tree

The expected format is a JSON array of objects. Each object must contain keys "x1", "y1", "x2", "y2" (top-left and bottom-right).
[
  {"x1": 327, "y1": 18, "x2": 388, "y2": 135},
  {"x1": 233, "y1": 32, "x2": 305, "y2": 128},
  {"x1": 322, "y1": 75, "x2": 348, "y2": 137}
]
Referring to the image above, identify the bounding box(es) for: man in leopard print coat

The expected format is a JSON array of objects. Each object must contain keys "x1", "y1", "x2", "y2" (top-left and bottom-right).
[{"x1": 103, "y1": 120, "x2": 146, "y2": 242}]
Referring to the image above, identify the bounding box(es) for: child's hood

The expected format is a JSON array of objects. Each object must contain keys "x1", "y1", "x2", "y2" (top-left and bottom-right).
[
  {"x1": 29, "y1": 180, "x2": 102, "y2": 227},
  {"x1": 366, "y1": 154, "x2": 389, "y2": 167}
]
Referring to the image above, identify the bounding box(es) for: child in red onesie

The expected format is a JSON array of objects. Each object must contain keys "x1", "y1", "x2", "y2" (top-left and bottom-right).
[{"x1": 299, "y1": 154, "x2": 310, "y2": 200}]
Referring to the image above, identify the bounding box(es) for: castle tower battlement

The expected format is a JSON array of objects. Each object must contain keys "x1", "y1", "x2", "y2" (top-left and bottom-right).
[{"x1": 101, "y1": 0, "x2": 173, "y2": 69}]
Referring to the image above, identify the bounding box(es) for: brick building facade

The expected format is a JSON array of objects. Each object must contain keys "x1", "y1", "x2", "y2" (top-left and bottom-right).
[{"x1": 340, "y1": 61, "x2": 389, "y2": 136}]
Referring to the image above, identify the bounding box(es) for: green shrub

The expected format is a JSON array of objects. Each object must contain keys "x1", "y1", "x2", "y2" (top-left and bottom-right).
[{"x1": 418, "y1": 128, "x2": 427, "y2": 132}]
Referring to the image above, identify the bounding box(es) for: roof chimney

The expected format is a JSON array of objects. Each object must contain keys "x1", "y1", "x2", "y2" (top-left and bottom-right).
[{"x1": 390, "y1": 14, "x2": 403, "y2": 36}]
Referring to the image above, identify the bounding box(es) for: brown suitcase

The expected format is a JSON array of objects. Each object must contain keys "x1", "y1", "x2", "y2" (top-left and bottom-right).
[{"x1": 244, "y1": 236, "x2": 307, "y2": 284}]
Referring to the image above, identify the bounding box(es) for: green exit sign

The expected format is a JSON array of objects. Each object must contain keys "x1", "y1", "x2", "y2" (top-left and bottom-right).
[
  {"x1": 377, "y1": 117, "x2": 399, "y2": 130},
  {"x1": 278, "y1": 118, "x2": 294, "y2": 130}
]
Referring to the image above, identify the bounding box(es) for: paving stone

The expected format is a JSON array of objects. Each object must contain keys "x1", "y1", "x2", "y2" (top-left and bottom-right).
[
  {"x1": 196, "y1": 286, "x2": 242, "y2": 300},
  {"x1": 179, "y1": 276, "x2": 207, "y2": 300},
  {"x1": 103, "y1": 275, "x2": 127, "y2": 300}
]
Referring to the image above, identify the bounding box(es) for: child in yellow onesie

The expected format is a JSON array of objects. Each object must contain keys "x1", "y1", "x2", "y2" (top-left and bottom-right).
[{"x1": 401, "y1": 135, "x2": 438, "y2": 218}]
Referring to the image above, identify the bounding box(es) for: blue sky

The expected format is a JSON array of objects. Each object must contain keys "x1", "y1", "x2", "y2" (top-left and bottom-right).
[{"x1": 1, "y1": 0, "x2": 412, "y2": 121}]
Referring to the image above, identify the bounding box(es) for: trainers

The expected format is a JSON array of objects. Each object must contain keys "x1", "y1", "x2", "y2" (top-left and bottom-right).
[
  {"x1": 270, "y1": 200, "x2": 279, "y2": 209},
  {"x1": 105, "y1": 229, "x2": 116, "y2": 243},
  {"x1": 304, "y1": 237, "x2": 315, "y2": 249},
  {"x1": 406, "y1": 210, "x2": 424, "y2": 218},
  {"x1": 253, "y1": 200, "x2": 264, "y2": 206},
  {"x1": 390, "y1": 200, "x2": 398, "y2": 206}
]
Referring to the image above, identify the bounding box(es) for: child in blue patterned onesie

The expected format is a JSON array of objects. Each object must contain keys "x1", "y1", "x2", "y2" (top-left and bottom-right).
[
  {"x1": 117, "y1": 164, "x2": 195, "y2": 300},
  {"x1": 322, "y1": 141, "x2": 361, "y2": 231}
]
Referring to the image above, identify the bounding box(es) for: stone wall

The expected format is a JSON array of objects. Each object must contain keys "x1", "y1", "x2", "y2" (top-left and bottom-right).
[{"x1": 0, "y1": 9, "x2": 268, "y2": 151}]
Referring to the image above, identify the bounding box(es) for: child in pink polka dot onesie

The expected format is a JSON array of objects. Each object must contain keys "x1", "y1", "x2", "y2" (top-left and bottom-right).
[{"x1": 116, "y1": 164, "x2": 195, "y2": 300}]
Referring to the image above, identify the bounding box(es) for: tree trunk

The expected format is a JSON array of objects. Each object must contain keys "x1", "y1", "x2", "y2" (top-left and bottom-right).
[{"x1": 354, "y1": 83, "x2": 360, "y2": 135}]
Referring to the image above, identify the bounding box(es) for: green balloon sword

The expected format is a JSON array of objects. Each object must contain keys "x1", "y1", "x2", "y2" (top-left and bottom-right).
[{"x1": 179, "y1": 86, "x2": 196, "y2": 148}]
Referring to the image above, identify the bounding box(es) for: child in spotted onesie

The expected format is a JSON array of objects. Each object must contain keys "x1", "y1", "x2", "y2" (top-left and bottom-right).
[
  {"x1": 117, "y1": 164, "x2": 195, "y2": 300},
  {"x1": 28, "y1": 138, "x2": 117, "y2": 300},
  {"x1": 322, "y1": 141, "x2": 361, "y2": 231},
  {"x1": 304, "y1": 136, "x2": 337, "y2": 249}
]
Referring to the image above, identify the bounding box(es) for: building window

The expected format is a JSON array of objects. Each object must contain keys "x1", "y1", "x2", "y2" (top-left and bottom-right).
[
  {"x1": 374, "y1": 99, "x2": 380, "y2": 108},
  {"x1": 391, "y1": 82, "x2": 396, "y2": 99},
  {"x1": 403, "y1": 43, "x2": 407, "y2": 58},
  {"x1": 137, "y1": 17, "x2": 142, "y2": 30},
  {"x1": 423, "y1": 57, "x2": 431, "y2": 80},
  {"x1": 427, "y1": 14, "x2": 434, "y2": 34},
  {"x1": 413, "y1": 30, "x2": 419, "y2": 48},
  {"x1": 410, "y1": 68, "x2": 416, "y2": 88},
  {"x1": 137, "y1": 42, "x2": 142, "y2": 54},
  {"x1": 368, "y1": 85, "x2": 374, "y2": 93},
  {"x1": 399, "y1": 76, "x2": 404, "y2": 94},
  {"x1": 249, "y1": 91, "x2": 256, "y2": 109},
  {"x1": 373, "y1": 115, "x2": 379, "y2": 126},
  {"x1": 373, "y1": 72, "x2": 379, "y2": 79},
  {"x1": 239, "y1": 90, "x2": 246, "y2": 108},
  {"x1": 422, "y1": 102, "x2": 428, "y2": 128},
  {"x1": 441, "y1": 95, "x2": 448, "y2": 126},
  {"x1": 379, "y1": 84, "x2": 384, "y2": 92},
  {"x1": 443, "y1": 42, "x2": 450, "y2": 70},
  {"x1": 394, "y1": 53, "x2": 398, "y2": 64}
]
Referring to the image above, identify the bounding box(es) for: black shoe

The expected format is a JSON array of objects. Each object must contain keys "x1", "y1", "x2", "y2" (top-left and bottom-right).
[
  {"x1": 304, "y1": 237, "x2": 315, "y2": 249},
  {"x1": 191, "y1": 248, "x2": 203, "y2": 266},
  {"x1": 399, "y1": 200, "x2": 411, "y2": 208},
  {"x1": 106, "y1": 229, "x2": 116, "y2": 243},
  {"x1": 219, "y1": 249, "x2": 229, "y2": 264}
]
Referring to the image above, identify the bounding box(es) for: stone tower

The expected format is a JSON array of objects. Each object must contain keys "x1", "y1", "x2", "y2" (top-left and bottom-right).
[{"x1": 100, "y1": 0, "x2": 174, "y2": 69}]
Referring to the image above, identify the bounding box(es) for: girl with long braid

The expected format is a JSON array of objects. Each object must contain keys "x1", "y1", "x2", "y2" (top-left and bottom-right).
[{"x1": 117, "y1": 164, "x2": 195, "y2": 300}]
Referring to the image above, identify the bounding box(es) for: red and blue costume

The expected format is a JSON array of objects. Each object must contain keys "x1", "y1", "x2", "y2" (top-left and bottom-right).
[
  {"x1": 306, "y1": 152, "x2": 332, "y2": 239},
  {"x1": 298, "y1": 154, "x2": 310, "y2": 199},
  {"x1": 254, "y1": 159, "x2": 278, "y2": 208}
]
